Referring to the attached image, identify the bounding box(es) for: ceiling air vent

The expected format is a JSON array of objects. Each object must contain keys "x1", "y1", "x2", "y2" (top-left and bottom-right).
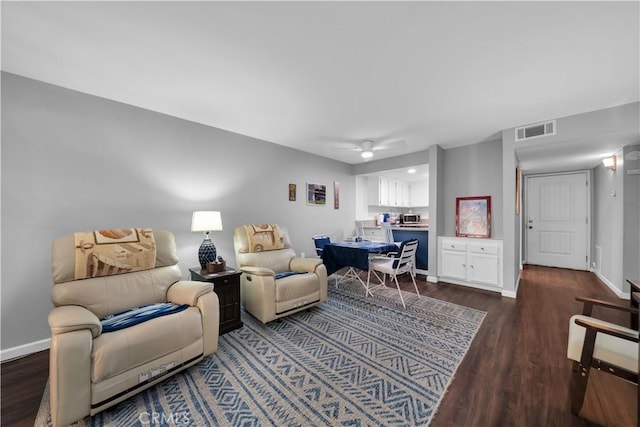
[{"x1": 515, "y1": 120, "x2": 556, "y2": 141}]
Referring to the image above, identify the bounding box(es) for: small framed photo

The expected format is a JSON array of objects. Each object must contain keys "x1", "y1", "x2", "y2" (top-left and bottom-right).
[
  {"x1": 307, "y1": 183, "x2": 326, "y2": 206},
  {"x1": 289, "y1": 183, "x2": 296, "y2": 201},
  {"x1": 456, "y1": 196, "x2": 491, "y2": 238},
  {"x1": 334, "y1": 181, "x2": 340, "y2": 209}
]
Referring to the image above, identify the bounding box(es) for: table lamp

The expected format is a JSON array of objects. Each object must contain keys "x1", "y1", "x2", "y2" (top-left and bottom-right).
[{"x1": 191, "y1": 211, "x2": 223, "y2": 269}]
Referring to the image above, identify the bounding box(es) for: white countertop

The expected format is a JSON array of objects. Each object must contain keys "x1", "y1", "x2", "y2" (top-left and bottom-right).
[{"x1": 364, "y1": 225, "x2": 429, "y2": 231}]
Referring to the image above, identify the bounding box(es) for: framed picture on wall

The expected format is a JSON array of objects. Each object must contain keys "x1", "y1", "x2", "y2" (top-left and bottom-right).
[
  {"x1": 307, "y1": 183, "x2": 326, "y2": 206},
  {"x1": 456, "y1": 195, "x2": 491, "y2": 238},
  {"x1": 289, "y1": 183, "x2": 296, "y2": 201},
  {"x1": 334, "y1": 181, "x2": 340, "y2": 209}
]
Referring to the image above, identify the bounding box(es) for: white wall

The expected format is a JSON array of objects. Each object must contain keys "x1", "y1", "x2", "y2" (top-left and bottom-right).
[{"x1": 1, "y1": 72, "x2": 356, "y2": 357}]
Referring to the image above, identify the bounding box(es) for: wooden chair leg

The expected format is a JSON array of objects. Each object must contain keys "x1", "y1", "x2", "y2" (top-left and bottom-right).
[
  {"x1": 570, "y1": 364, "x2": 590, "y2": 415},
  {"x1": 571, "y1": 326, "x2": 597, "y2": 415}
]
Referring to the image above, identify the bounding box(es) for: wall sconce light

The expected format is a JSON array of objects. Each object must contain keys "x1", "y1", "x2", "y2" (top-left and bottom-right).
[
  {"x1": 602, "y1": 156, "x2": 616, "y2": 171},
  {"x1": 191, "y1": 211, "x2": 223, "y2": 269}
]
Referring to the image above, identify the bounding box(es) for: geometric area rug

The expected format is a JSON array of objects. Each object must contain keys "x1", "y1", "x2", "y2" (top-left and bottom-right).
[{"x1": 36, "y1": 281, "x2": 486, "y2": 426}]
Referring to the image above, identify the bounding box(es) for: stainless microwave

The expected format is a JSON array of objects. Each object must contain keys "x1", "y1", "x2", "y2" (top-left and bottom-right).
[{"x1": 401, "y1": 213, "x2": 421, "y2": 224}]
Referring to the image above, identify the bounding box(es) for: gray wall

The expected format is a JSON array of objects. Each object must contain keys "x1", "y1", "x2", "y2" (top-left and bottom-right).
[
  {"x1": 593, "y1": 153, "x2": 624, "y2": 291},
  {"x1": 442, "y1": 139, "x2": 503, "y2": 237},
  {"x1": 623, "y1": 144, "x2": 640, "y2": 291},
  {"x1": 1, "y1": 72, "x2": 356, "y2": 353},
  {"x1": 428, "y1": 144, "x2": 445, "y2": 280}
]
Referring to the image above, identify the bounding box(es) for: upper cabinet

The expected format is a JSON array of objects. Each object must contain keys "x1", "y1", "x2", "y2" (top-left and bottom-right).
[
  {"x1": 368, "y1": 176, "x2": 427, "y2": 207},
  {"x1": 369, "y1": 176, "x2": 392, "y2": 206},
  {"x1": 410, "y1": 180, "x2": 429, "y2": 207}
]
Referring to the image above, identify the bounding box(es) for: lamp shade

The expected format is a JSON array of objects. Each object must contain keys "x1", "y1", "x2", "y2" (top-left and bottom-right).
[{"x1": 191, "y1": 211, "x2": 223, "y2": 232}]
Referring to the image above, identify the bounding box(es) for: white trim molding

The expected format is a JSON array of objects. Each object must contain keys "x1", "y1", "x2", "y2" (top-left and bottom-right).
[
  {"x1": 502, "y1": 270, "x2": 521, "y2": 299},
  {"x1": 592, "y1": 269, "x2": 630, "y2": 300},
  {"x1": 1, "y1": 338, "x2": 50, "y2": 362}
]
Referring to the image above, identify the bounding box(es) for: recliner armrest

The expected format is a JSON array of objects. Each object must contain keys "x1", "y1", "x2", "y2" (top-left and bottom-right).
[
  {"x1": 48, "y1": 305, "x2": 102, "y2": 338},
  {"x1": 167, "y1": 280, "x2": 213, "y2": 306},
  {"x1": 290, "y1": 257, "x2": 322, "y2": 273},
  {"x1": 239, "y1": 266, "x2": 275, "y2": 276}
]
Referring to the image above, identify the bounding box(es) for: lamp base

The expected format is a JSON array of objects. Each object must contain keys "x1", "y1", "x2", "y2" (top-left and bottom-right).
[{"x1": 198, "y1": 238, "x2": 217, "y2": 269}]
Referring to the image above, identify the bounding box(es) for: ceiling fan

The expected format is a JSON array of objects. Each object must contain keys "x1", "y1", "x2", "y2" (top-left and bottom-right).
[{"x1": 332, "y1": 139, "x2": 407, "y2": 160}]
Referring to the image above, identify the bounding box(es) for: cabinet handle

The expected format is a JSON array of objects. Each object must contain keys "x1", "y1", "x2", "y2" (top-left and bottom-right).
[
  {"x1": 481, "y1": 247, "x2": 485, "y2": 251},
  {"x1": 462, "y1": 263, "x2": 466, "y2": 267},
  {"x1": 470, "y1": 265, "x2": 474, "y2": 268},
  {"x1": 451, "y1": 244, "x2": 455, "y2": 248}
]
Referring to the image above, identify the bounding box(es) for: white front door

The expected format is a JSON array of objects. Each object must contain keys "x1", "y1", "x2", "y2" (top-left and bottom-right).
[{"x1": 525, "y1": 172, "x2": 589, "y2": 270}]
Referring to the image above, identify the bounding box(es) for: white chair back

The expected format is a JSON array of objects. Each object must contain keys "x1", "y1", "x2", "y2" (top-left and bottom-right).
[
  {"x1": 366, "y1": 239, "x2": 420, "y2": 308},
  {"x1": 354, "y1": 220, "x2": 365, "y2": 238},
  {"x1": 393, "y1": 239, "x2": 418, "y2": 274},
  {"x1": 381, "y1": 222, "x2": 394, "y2": 243}
]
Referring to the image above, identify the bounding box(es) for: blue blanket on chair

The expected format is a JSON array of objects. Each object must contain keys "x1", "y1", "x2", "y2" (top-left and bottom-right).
[
  {"x1": 274, "y1": 271, "x2": 307, "y2": 280},
  {"x1": 100, "y1": 302, "x2": 189, "y2": 333}
]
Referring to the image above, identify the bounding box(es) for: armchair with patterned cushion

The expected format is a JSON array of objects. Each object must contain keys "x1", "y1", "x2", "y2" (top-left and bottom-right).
[
  {"x1": 233, "y1": 224, "x2": 328, "y2": 323},
  {"x1": 48, "y1": 229, "x2": 219, "y2": 427}
]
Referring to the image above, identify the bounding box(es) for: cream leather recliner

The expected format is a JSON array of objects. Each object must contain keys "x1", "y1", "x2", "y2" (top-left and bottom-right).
[
  {"x1": 48, "y1": 229, "x2": 219, "y2": 427},
  {"x1": 233, "y1": 224, "x2": 328, "y2": 324}
]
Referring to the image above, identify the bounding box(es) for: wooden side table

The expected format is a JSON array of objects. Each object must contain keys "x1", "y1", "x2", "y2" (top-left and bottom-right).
[{"x1": 189, "y1": 267, "x2": 243, "y2": 335}]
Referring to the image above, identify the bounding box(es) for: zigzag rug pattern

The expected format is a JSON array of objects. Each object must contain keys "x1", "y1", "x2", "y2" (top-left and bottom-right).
[{"x1": 36, "y1": 282, "x2": 485, "y2": 426}]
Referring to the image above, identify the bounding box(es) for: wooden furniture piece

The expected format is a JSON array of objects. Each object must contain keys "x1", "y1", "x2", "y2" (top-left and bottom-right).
[{"x1": 190, "y1": 267, "x2": 243, "y2": 335}]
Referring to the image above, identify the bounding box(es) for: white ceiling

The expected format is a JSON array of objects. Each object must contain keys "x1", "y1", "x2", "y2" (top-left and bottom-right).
[{"x1": 2, "y1": 1, "x2": 638, "y2": 170}]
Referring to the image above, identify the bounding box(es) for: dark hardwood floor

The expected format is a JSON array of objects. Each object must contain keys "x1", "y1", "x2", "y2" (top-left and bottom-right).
[{"x1": 1, "y1": 265, "x2": 636, "y2": 426}]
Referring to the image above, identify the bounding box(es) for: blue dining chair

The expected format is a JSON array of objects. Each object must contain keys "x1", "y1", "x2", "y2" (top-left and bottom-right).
[{"x1": 312, "y1": 235, "x2": 331, "y2": 257}]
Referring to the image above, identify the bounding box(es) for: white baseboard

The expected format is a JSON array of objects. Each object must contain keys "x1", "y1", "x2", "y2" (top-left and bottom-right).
[
  {"x1": 501, "y1": 290, "x2": 517, "y2": 299},
  {"x1": 426, "y1": 275, "x2": 439, "y2": 284},
  {"x1": 502, "y1": 270, "x2": 521, "y2": 299},
  {"x1": 1, "y1": 338, "x2": 50, "y2": 362},
  {"x1": 592, "y1": 270, "x2": 630, "y2": 300}
]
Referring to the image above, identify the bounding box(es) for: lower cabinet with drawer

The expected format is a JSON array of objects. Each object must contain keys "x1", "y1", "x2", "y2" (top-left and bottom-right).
[{"x1": 438, "y1": 236, "x2": 503, "y2": 292}]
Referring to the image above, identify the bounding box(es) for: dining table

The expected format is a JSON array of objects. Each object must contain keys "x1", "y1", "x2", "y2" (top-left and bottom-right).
[{"x1": 321, "y1": 240, "x2": 398, "y2": 290}]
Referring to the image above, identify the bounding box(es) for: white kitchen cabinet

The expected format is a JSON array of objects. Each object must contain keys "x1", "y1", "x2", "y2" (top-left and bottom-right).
[
  {"x1": 394, "y1": 181, "x2": 411, "y2": 207},
  {"x1": 368, "y1": 176, "x2": 390, "y2": 206},
  {"x1": 368, "y1": 176, "x2": 410, "y2": 207},
  {"x1": 438, "y1": 236, "x2": 503, "y2": 291},
  {"x1": 410, "y1": 180, "x2": 429, "y2": 207}
]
